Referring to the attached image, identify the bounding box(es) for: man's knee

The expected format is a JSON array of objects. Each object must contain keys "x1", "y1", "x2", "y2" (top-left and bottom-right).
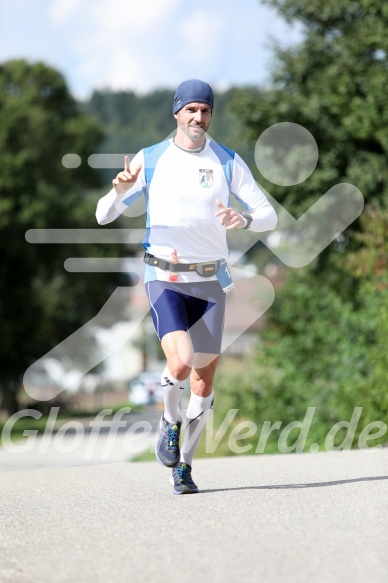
[
  {"x1": 167, "y1": 359, "x2": 191, "y2": 382},
  {"x1": 161, "y1": 330, "x2": 194, "y2": 379}
]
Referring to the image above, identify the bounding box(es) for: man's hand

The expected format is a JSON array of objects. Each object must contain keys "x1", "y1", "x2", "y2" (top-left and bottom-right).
[
  {"x1": 215, "y1": 199, "x2": 246, "y2": 230},
  {"x1": 112, "y1": 155, "x2": 142, "y2": 195}
]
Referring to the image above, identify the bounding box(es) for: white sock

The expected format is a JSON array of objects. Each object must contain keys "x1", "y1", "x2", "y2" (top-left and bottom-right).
[
  {"x1": 161, "y1": 367, "x2": 184, "y2": 423},
  {"x1": 180, "y1": 390, "x2": 214, "y2": 466}
]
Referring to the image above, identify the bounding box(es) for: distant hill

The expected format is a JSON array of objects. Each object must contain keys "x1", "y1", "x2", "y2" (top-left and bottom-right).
[{"x1": 80, "y1": 87, "x2": 260, "y2": 184}]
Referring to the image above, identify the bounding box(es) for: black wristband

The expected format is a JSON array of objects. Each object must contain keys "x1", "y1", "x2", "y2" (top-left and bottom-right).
[{"x1": 241, "y1": 212, "x2": 253, "y2": 229}]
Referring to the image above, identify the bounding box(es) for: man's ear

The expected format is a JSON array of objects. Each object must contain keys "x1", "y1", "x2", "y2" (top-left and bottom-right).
[{"x1": 173, "y1": 112, "x2": 179, "y2": 121}]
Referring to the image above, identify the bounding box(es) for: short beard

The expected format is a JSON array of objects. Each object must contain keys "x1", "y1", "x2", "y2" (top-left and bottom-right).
[{"x1": 180, "y1": 123, "x2": 207, "y2": 142}]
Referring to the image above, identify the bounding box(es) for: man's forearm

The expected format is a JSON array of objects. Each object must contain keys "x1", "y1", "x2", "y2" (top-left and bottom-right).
[
  {"x1": 249, "y1": 204, "x2": 278, "y2": 232},
  {"x1": 96, "y1": 188, "x2": 127, "y2": 225}
]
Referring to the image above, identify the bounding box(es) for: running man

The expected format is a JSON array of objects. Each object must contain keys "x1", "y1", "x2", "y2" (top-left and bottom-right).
[{"x1": 96, "y1": 79, "x2": 277, "y2": 494}]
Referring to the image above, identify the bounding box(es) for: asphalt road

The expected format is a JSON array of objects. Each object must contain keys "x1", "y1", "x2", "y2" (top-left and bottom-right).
[
  {"x1": 0, "y1": 408, "x2": 162, "y2": 470},
  {"x1": 0, "y1": 447, "x2": 387, "y2": 583}
]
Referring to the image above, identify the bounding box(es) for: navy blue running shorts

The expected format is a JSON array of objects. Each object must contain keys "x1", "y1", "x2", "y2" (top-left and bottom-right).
[{"x1": 145, "y1": 280, "x2": 226, "y2": 354}]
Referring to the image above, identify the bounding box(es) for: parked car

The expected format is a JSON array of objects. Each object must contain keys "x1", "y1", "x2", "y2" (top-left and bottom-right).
[{"x1": 128, "y1": 372, "x2": 163, "y2": 405}]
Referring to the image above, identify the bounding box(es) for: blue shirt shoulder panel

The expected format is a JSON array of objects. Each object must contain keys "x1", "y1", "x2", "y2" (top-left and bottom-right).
[
  {"x1": 208, "y1": 140, "x2": 235, "y2": 192},
  {"x1": 143, "y1": 140, "x2": 171, "y2": 191}
]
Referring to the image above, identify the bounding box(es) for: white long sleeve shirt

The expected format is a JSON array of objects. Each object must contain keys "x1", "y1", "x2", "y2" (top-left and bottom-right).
[{"x1": 96, "y1": 137, "x2": 277, "y2": 284}]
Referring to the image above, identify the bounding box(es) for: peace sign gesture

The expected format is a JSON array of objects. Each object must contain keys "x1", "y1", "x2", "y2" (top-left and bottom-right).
[{"x1": 112, "y1": 155, "x2": 142, "y2": 195}]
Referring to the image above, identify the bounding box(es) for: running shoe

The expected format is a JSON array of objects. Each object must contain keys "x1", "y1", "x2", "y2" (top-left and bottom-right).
[
  {"x1": 169, "y1": 462, "x2": 199, "y2": 495},
  {"x1": 155, "y1": 415, "x2": 181, "y2": 467}
]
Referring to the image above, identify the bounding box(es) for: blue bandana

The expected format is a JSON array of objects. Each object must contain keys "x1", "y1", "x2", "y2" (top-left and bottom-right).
[{"x1": 173, "y1": 79, "x2": 214, "y2": 114}]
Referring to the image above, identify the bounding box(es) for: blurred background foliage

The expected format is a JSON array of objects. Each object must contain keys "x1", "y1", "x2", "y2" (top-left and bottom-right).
[
  {"x1": 0, "y1": 60, "x2": 128, "y2": 414},
  {"x1": 0, "y1": 0, "x2": 387, "y2": 451},
  {"x1": 212, "y1": 0, "x2": 388, "y2": 452}
]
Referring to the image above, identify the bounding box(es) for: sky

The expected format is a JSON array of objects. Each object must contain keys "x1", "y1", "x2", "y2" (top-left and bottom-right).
[{"x1": 0, "y1": 0, "x2": 303, "y2": 99}]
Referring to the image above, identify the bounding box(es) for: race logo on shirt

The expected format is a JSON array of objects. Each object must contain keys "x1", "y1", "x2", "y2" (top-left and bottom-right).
[{"x1": 199, "y1": 169, "x2": 214, "y2": 188}]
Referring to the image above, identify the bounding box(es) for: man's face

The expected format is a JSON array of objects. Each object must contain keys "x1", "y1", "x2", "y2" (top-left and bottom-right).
[{"x1": 174, "y1": 102, "x2": 212, "y2": 142}]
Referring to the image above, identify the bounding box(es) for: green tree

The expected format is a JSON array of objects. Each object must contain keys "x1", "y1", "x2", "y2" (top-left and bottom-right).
[
  {"x1": 344, "y1": 205, "x2": 388, "y2": 417},
  {"x1": 214, "y1": 257, "x2": 387, "y2": 453},
  {"x1": 236, "y1": 0, "x2": 388, "y2": 218},
  {"x1": 211, "y1": 0, "x2": 388, "y2": 453},
  {"x1": 0, "y1": 60, "x2": 126, "y2": 415}
]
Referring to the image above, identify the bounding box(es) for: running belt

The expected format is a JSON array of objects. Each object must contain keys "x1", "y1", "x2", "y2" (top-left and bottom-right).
[{"x1": 144, "y1": 253, "x2": 219, "y2": 277}]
